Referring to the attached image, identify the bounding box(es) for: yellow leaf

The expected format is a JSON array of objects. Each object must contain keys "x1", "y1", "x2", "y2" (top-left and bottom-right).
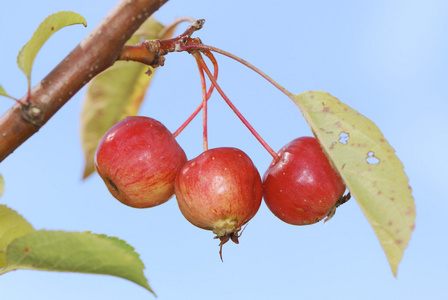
[
  {"x1": 80, "y1": 17, "x2": 179, "y2": 179},
  {"x1": 0, "y1": 174, "x2": 4, "y2": 198},
  {"x1": 293, "y1": 91, "x2": 416, "y2": 276}
]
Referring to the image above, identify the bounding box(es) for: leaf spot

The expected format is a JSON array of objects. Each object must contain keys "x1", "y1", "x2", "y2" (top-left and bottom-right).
[
  {"x1": 338, "y1": 132, "x2": 349, "y2": 144},
  {"x1": 406, "y1": 207, "x2": 414, "y2": 215},
  {"x1": 50, "y1": 26, "x2": 55, "y2": 31},
  {"x1": 366, "y1": 151, "x2": 380, "y2": 165}
]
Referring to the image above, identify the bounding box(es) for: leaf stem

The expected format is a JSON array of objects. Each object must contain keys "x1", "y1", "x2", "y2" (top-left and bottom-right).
[{"x1": 0, "y1": 95, "x2": 26, "y2": 106}]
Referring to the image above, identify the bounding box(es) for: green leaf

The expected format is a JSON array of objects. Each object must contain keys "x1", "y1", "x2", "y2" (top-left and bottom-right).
[
  {"x1": 291, "y1": 91, "x2": 415, "y2": 276},
  {"x1": 0, "y1": 230, "x2": 154, "y2": 294},
  {"x1": 80, "y1": 17, "x2": 178, "y2": 179},
  {"x1": 0, "y1": 85, "x2": 13, "y2": 100},
  {"x1": 17, "y1": 11, "x2": 87, "y2": 87},
  {"x1": 0, "y1": 205, "x2": 36, "y2": 268}
]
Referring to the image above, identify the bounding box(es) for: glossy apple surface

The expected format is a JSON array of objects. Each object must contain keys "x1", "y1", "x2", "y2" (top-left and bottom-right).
[
  {"x1": 263, "y1": 136, "x2": 346, "y2": 225},
  {"x1": 95, "y1": 116, "x2": 187, "y2": 208},
  {"x1": 175, "y1": 147, "x2": 262, "y2": 249}
]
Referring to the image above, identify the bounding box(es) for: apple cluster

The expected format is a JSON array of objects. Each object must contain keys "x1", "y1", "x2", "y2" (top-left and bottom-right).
[{"x1": 95, "y1": 116, "x2": 347, "y2": 257}]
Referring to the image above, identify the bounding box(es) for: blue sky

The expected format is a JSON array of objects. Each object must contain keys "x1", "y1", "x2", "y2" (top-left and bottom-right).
[{"x1": 1, "y1": 1, "x2": 447, "y2": 299}]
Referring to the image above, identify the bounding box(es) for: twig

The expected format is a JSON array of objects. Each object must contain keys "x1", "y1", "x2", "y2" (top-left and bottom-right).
[{"x1": 0, "y1": 0, "x2": 168, "y2": 163}]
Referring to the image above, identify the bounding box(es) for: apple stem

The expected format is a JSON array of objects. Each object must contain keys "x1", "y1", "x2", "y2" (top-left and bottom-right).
[
  {"x1": 181, "y1": 44, "x2": 294, "y2": 100},
  {"x1": 119, "y1": 19, "x2": 292, "y2": 102},
  {"x1": 195, "y1": 54, "x2": 279, "y2": 161},
  {"x1": 119, "y1": 19, "x2": 206, "y2": 69},
  {"x1": 193, "y1": 52, "x2": 209, "y2": 151},
  {"x1": 172, "y1": 50, "x2": 218, "y2": 138},
  {"x1": 119, "y1": 19, "x2": 284, "y2": 161}
]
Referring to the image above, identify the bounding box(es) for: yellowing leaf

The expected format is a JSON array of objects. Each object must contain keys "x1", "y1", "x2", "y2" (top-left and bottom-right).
[
  {"x1": 0, "y1": 205, "x2": 35, "y2": 268},
  {"x1": 292, "y1": 91, "x2": 415, "y2": 276},
  {"x1": 0, "y1": 174, "x2": 4, "y2": 198},
  {"x1": 0, "y1": 230, "x2": 154, "y2": 295},
  {"x1": 80, "y1": 17, "x2": 178, "y2": 178},
  {"x1": 80, "y1": 61, "x2": 154, "y2": 178},
  {"x1": 17, "y1": 11, "x2": 87, "y2": 87}
]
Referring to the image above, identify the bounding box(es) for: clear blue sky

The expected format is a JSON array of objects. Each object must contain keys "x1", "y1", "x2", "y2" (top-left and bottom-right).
[{"x1": 1, "y1": 1, "x2": 447, "y2": 299}]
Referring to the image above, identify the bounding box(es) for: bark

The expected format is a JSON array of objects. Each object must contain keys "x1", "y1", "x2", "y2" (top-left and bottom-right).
[{"x1": 0, "y1": 0, "x2": 168, "y2": 162}]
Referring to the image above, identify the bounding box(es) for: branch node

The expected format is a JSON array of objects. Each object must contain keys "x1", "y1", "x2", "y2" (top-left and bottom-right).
[
  {"x1": 144, "y1": 39, "x2": 162, "y2": 54},
  {"x1": 20, "y1": 103, "x2": 45, "y2": 128}
]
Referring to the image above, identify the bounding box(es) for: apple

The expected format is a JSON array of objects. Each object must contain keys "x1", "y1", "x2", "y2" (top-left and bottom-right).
[
  {"x1": 174, "y1": 147, "x2": 262, "y2": 258},
  {"x1": 95, "y1": 116, "x2": 187, "y2": 208},
  {"x1": 262, "y1": 136, "x2": 346, "y2": 225}
]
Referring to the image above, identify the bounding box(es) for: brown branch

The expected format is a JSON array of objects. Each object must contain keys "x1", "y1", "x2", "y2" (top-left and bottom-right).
[
  {"x1": 0, "y1": 0, "x2": 168, "y2": 163},
  {"x1": 117, "y1": 19, "x2": 205, "y2": 68}
]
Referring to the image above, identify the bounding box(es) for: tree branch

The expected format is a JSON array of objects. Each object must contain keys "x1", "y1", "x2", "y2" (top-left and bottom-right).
[{"x1": 0, "y1": 0, "x2": 168, "y2": 163}]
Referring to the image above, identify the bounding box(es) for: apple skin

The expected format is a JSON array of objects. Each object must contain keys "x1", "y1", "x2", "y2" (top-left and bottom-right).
[
  {"x1": 262, "y1": 136, "x2": 346, "y2": 225},
  {"x1": 95, "y1": 116, "x2": 187, "y2": 208},
  {"x1": 175, "y1": 147, "x2": 262, "y2": 239}
]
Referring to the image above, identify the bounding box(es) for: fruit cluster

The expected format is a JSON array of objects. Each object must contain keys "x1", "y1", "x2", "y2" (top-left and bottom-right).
[
  {"x1": 95, "y1": 116, "x2": 348, "y2": 259},
  {"x1": 94, "y1": 20, "x2": 350, "y2": 259}
]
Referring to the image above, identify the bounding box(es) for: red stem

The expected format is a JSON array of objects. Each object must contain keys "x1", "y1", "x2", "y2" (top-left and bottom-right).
[
  {"x1": 172, "y1": 50, "x2": 218, "y2": 138},
  {"x1": 195, "y1": 54, "x2": 279, "y2": 161},
  {"x1": 1, "y1": 95, "x2": 26, "y2": 106},
  {"x1": 195, "y1": 53, "x2": 209, "y2": 151},
  {"x1": 182, "y1": 44, "x2": 294, "y2": 99}
]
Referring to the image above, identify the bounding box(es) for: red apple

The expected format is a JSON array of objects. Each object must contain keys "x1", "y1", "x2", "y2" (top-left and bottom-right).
[
  {"x1": 95, "y1": 116, "x2": 187, "y2": 208},
  {"x1": 263, "y1": 136, "x2": 346, "y2": 225},
  {"x1": 175, "y1": 147, "x2": 262, "y2": 258}
]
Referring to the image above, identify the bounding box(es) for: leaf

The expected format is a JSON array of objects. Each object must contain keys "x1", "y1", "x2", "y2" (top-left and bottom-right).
[
  {"x1": 0, "y1": 205, "x2": 36, "y2": 268},
  {"x1": 0, "y1": 230, "x2": 154, "y2": 294},
  {"x1": 292, "y1": 91, "x2": 415, "y2": 276},
  {"x1": 80, "y1": 17, "x2": 178, "y2": 179},
  {"x1": 0, "y1": 174, "x2": 4, "y2": 198},
  {"x1": 80, "y1": 61, "x2": 154, "y2": 178},
  {"x1": 17, "y1": 11, "x2": 87, "y2": 87},
  {"x1": 0, "y1": 85, "x2": 14, "y2": 100}
]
